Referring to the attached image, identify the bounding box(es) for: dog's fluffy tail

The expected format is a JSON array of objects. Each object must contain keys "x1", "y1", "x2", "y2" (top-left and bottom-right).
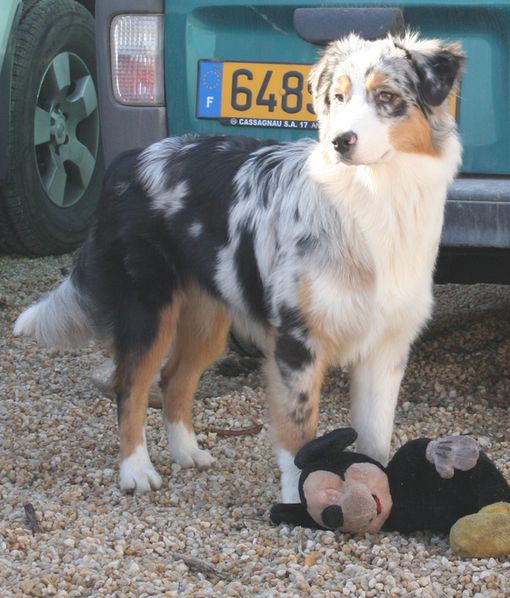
[{"x1": 13, "y1": 275, "x2": 94, "y2": 348}]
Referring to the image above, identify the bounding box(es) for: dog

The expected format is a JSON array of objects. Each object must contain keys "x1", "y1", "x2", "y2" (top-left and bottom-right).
[{"x1": 14, "y1": 33, "x2": 463, "y2": 502}]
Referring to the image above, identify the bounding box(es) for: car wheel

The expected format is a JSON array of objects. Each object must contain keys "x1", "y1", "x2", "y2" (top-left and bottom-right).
[{"x1": 0, "y1": 0, "x2": 102, "y2": 255}]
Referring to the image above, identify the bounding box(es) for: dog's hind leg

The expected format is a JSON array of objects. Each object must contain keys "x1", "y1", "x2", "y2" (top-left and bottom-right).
[
  {"x1": 265, "y1": 331, "x2": 326, "y2": 503},
  {"x1": 114, "y1": 300, "x2": 181, "y2": 493},
  {"x1": 160, "y1": 287, "x2": 231, "y2": 468}
]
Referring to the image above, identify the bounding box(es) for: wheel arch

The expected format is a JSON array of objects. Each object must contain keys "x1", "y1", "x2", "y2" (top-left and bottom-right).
[{"x1": 76, "y1": 0, "x2": 94, "y2": 16}]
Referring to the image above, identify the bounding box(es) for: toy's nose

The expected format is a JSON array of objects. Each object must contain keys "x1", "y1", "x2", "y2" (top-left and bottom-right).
[{"x1": 321, "y1": 505, "x2": 344, "y2": 529}]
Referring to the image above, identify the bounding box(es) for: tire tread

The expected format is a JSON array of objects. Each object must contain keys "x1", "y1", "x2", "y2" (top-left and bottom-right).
[{"x1": 1, "y1": 0, "x2": 100, "y2": 255}]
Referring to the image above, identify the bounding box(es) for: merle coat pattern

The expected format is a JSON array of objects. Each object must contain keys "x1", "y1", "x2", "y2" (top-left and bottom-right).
[{"x1": 14, "y1": 33, "x2": 464, "y2": 500}]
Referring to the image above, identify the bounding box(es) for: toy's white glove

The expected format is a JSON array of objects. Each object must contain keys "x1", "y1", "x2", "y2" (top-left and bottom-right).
[{"x1": 426, "y1": 436, "x2": 480, "y2": 479}]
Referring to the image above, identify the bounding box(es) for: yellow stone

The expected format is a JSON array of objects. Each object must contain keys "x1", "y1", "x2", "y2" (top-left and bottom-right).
[
  {"x1": 479, "y1": 502, "x2": 510, "y2": 516},
  {"x1": 449, "y1": 502, "x2": 510, "y2": 558}
]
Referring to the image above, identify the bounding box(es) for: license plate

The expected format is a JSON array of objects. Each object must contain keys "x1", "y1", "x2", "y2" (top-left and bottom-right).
[
  {"x1": 449, "y1": 93, "x2": 459, "y2": 120},
  {"x1": 196, "y1": 59, "x2": 458, "y2": 129},
  {"x1": 196, "y1": 60, "x2": 318, "y2": 130}
]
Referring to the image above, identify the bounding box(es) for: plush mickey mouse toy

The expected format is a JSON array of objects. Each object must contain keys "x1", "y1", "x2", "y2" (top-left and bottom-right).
[{"x1": 270, "y1": 428, "x2": 510, "y2": 557}]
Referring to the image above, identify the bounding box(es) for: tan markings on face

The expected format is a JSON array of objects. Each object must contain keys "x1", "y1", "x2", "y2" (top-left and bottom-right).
[
  {"x1": 160, "y1": 286, "x2": 231, "y2": 429},
  {"x1": 334, "y1": 74, "x2": 352, "y2": 100},
  {"x1": 119, "y1": 301, "x2": 181, "y2": 459},
  {"x1": 390, "y1": 107, "x2": 439, "y2": 156},
  {"x1": 365, "y1": 72, "x2": 388, "y2": 94}
]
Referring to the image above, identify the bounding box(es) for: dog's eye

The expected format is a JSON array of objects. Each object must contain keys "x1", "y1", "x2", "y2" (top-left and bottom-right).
[
  {"x1": 377, "y1": 91, "x2": 394, "y2": 104},
  {"x1": 334, "y1": 93, "x2": 345, "y2": 103}
]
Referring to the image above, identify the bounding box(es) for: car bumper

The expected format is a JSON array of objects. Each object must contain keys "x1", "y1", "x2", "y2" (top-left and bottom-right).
[{"x1": 443, "y1": 178, "x2": 510, "y2": 249}]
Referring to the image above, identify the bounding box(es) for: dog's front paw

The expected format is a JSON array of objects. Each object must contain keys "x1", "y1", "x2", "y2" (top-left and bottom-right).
[
  {"x1": 277, "y1": 449, "x2": 301, "y2": 503},
  {"x1": 166, "y1": 421, "x2": 214, "y2": 469},
  {"x1": 170, "y1": 446, "x2": 214, "y2": 468},
  {"x1": 119, "y1": 446, "x2": 162, "y2": 493}
]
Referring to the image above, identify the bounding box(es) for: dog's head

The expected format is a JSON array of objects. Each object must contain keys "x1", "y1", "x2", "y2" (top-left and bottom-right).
[{"x1": 309, "y1": 33, "x2": 464, "y2": 166}]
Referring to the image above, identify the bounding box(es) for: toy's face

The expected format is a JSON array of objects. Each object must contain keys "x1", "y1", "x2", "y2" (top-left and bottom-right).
[{"x1": 303, "y1": 463, "x2": 392, "y2": 533}]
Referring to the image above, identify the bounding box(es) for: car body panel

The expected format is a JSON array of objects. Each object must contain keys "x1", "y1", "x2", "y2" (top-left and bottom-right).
[
  {"x1": 95, "y1": 0, "x2": 510, "y2": 258},
  {"x1": 0, "y1": 0, "x2": 22, "y2": 179},
  {"x1": 95, "y1": 0, "x2": 167, "y2": 167},
  {"x1": 164, "y1": 0, "x2": 510, "y2": 177},
  {"x1": 0, "y1": 1, "x2": 21, "y2": 68}
]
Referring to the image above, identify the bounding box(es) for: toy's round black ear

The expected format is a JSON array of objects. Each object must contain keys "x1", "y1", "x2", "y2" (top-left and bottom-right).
[
  {"x1": 270, "y1": 502, "x2": 319, "y2": 528},
  {"x1": 295, "y1": 427, "x2": 358, "y2": 468}
]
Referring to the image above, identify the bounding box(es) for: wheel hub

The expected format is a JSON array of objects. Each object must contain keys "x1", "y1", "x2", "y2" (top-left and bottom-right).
[
  {"x1": 34, "y1": 51, "x2": 99, "y2": 208},
  {"x1": 51, "y1": 110, "x2": 68, "y2": 145}
]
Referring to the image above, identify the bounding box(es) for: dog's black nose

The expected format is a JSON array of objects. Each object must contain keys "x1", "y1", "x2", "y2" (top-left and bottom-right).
[
  {"x1": 332, "y1": 131, "x2": 358, "y2": 154},
  {"x1": 321, "y1": 505, "x2": 344, "y2": 529}
]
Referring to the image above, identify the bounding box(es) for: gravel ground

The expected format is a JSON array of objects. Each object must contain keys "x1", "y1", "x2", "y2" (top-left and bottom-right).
[{"x1": 1, "y1": 253, "x2": 509, "y2": 597}]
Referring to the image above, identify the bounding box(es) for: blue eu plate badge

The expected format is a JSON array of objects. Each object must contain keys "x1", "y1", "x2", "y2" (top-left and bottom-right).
[{"x1": 197, "y1": 61, "x2": 223, "y2": 118}]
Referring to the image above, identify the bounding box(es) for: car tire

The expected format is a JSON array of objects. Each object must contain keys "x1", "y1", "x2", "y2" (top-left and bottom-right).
[{"x1": 0, "y1": 0, "x2": 103, "y2": 256}]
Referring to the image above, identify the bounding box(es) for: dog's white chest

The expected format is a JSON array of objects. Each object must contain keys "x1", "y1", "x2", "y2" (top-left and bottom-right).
[
  {"x1": 303, "y1": 173, "x2": 447, "y2": 365},
  {"x1": 305, "y1": 265, "x2": 432, "y2": 367}
]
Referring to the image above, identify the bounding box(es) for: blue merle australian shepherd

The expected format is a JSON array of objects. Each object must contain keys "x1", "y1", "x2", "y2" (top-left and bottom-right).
[{"x1": 15, "y1": 33, "x2": 463, "y2": 502}]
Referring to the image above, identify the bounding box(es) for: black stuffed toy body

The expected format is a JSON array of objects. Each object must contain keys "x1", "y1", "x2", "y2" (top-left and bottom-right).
[{"x1": 270, "y1": 428, "x2": 510, "y2": 557}]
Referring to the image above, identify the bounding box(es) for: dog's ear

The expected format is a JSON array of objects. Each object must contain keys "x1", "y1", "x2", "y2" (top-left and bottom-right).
[
  {"x1": 295, "y1": 428, "x2": 358, "y2": 468},
  {"x1": 309, "y1": 37, "x2": 357, "y2": 118},
  {"x1": 411, "y1": 43, "x2": 464, "y2": 106},
  {"x1": 398, "y1": 36, "x2": 465, "y2": 107},
  {"x1": 309, "y1": 49, "x2": 334, "y2": 119}
]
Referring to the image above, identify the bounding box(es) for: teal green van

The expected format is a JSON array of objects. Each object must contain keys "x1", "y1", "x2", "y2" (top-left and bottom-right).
[
  {"x1": 1, "y1": 1, "x2": 508, "y2": 275},
  {"x1": 94, "y1": 0, "x2": 509, "y2": 282}
]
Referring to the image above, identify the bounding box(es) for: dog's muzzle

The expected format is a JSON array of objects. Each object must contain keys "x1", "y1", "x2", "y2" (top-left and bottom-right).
[{"x1": 332, "y1": 131, "x2": 358, "y2": 156}]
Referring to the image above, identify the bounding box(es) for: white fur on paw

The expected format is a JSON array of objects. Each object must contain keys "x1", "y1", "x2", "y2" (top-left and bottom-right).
[
  {"x1": 13, "y1": 304, "x2": 39, "y2": 337},
  {"x1": 119, "y1": 444, "x2": 162, "y2": 493},
  {"x1": 166, "y1": 421, "x2": 214, "y2": 469},
  {"x1": 277, "y1": 449, "x2": 301, "y2": 503}
]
